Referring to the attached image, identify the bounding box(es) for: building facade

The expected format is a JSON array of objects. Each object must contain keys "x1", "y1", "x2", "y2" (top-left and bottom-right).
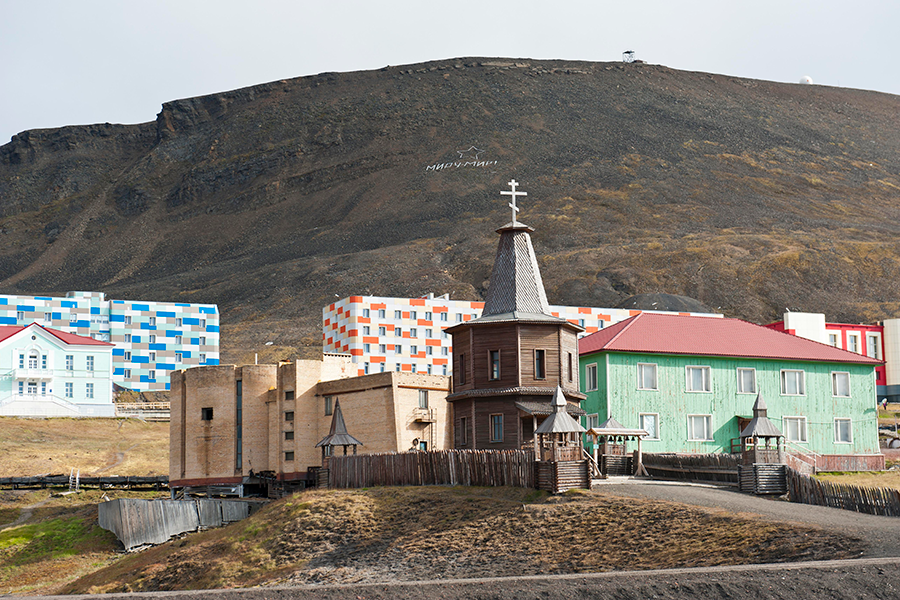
[
  {"x1": 323, "y1": 295, "x2": 720, "y2": 378},
  {"x1": 0, "y1": 291, "x2": 220, "y2": 392},
  {"x1": 169, "y1": 354, "x2": 450, "y2": 494},
  {"x1": 0, "y1": 323, "x2": 114, "y2": 417},
  {"x1": 580, "y1": 313, "x2": 883, "y2": 469},
  {"x1": 765, "y1": 311, "x2": 896, "y2": 400}
]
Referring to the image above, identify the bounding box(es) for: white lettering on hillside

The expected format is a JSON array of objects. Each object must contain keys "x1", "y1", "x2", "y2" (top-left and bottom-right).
[{"x1": 425, "y1": 160, "x2": 498, "y2": 172}]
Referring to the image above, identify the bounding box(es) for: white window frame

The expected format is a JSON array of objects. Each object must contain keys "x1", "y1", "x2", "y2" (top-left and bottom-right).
[
  {"x1": 832, "y1": 371, "x2": 851, "y2": 397},
  {"x1": 827, "y1": 332, "x2": 839, "y2": 348},
  {"x1": 124, "y1": 369, "x2": 131, "y2": 378},
  {"x1": 585, "y1": 363, "x2": 598, "y2": 392},
  {"x1": 781, "y1": 369, "x2": 806, "y2": 396},
  {"x1": 638, "y1": 363, "x2": 658, "y2": 391},
  {"x1": 834, "y1": 418, "x2": 853, "y2": 444},
  {"x1": 736, "y1": 368, "x2": 756, "y2": 394},
  {"x1": 586, "y1": 413, "x2": 600, "y2": 430},
  {"x1": 866, "y1": 333, "x2": 881, "y2": 360},
  {"x1": 395, "y1": 310, "x2": 402, "y2": 319},
  {"x1": 687, "y1": 414, "x2": 713, "y2": 441},
  {"x1": 148, "y1": 370, "x2": 156, "y2": 380},
  {"x1": 85, "y1": 383, "x2": 94, "y2": 399},
  {"x1": 847, "y1": 333, "x2": 860, "y2": 354},
  {"x1": 86, "y1": 355, "x2": 94, "y2": 372},
  {"x1": 783, "y1": 416, "x2": 808, "y2": 443},
  {"x1": 148, "y1": 317, "x2": 156, "y2": 326},
  {"x1": 685, "y1": 366, "x2": 711, "y2": 393},
  {"x1": 124, "y1": 315, "x2": 132, "y2": 325},
  {"x1": 640, "y1": 413, "x2": 660, "y2": 440},
  {"x1": 65, "y1": 382, "x2": 73, "y2": 398}
]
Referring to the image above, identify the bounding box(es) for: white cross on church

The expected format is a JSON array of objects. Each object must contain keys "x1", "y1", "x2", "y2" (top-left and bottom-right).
[{"x1": 500, "y1": 179, "x2": 527, "y2": 225}]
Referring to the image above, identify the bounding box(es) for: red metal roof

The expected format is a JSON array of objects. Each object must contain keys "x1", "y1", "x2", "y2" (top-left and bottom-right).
[
  {"x1": 579, "y1": 313, "x2": 881, "y2": 365},
  {"x1": 0, "y1": 323, "x2": 113, "y2": 346}
]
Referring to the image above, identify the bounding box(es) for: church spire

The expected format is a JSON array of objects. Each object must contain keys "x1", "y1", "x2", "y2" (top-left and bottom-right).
[{"x1": 480, "y1": 180, "x2": 553, "y2": 318}]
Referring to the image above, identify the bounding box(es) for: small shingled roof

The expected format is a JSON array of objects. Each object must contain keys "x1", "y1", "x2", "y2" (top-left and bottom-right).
[
  {"x1": 579, "y1": 312, "x2": 881, "y2": 365},
  {"x1": 739, "y1": 393, "x2": 784, "y2": 439},
  {"x1": 315, "y1": 399, "x2": 363, "y2": 448},
  {"x1": 534, "y1": 386, "x2": 586, "y2": 434}
]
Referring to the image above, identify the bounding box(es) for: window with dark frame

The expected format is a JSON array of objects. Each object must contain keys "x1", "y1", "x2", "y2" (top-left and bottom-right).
[
  {"x1": 489, "y1": 350, "x2": 500, "y2": 380},
  {"x1": 567, "y1": 352, "x2": 573, "y2": 382},
  {"x1": 285, "y1": 390, "x2": 295, "y2": 400},
  {"x1": 285, "y1": 410, "x2": 294, "y2": 421},
  {"x1": 459, "y1": 416, "x2": 468, "y2": 445},
  {"x1": 418, "y1": 389, "x2": 428, "y2": 409},
  {"x1": 284, "y1": 451, "x2": 295, "y2": 461},
  {"x1": 534, "y1": 349, "x2": 546, "y2": 379},
  {"x1": 201, "y1": 407, "x2": 213, "y2": 420},
  {"x1": 459, "y1": 353, "x2": 467, "y2": 384},
  {"x1": 324, "y1": 395, "x2": 333, "y2": 415},
  {"x1": 490, "y1": 414, "x2": 504, "y2": 442},
  {"x1": 284, "y1": 431, "x2": 294, "y2": 440}
]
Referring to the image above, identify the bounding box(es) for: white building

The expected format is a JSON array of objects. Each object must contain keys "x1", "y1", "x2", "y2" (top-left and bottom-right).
[
  {"x1": 0, "y1": 323, "x2": 115, "y2": 417},
  {"x1": 0, "y1": 291, "x2": 219, "y2": 392}
]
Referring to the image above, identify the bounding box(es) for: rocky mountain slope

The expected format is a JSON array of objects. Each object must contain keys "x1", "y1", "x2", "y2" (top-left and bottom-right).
[{"x1": 2, "y1": 58, "x2": 900, "y2": 362}]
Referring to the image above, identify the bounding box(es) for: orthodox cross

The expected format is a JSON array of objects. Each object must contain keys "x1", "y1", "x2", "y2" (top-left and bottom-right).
[{"x1": 500, "y1": 179, "x2": 527, "y2": 225}]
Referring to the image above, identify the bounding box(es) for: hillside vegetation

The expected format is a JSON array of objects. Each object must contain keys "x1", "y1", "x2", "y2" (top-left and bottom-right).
[
  {"x1": 2, "y1": 59, "x2": 900, "y2": 361},
  {"x1": 62, "y1": 486, "x2": 860, "y2": 594}
]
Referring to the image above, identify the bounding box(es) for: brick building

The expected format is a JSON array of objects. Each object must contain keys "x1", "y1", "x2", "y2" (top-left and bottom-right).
[{"x1": 169, "y1": 354, "x2": 450, "y2": 495}]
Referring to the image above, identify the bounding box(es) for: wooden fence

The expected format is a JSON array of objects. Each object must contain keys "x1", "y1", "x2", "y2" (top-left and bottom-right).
[
  {"x1": 642, "y1": 453, "x2": 739, "y2": 484},
  {"x1": 786, "y1": 467, "x2": 900, "y2": 517},
  {"x1": 327, "y1": 449, "x2": 536, "y2": 489}
]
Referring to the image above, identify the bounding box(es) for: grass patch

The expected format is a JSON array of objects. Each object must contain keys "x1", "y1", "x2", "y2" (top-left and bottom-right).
[{"x1": 815, "y1": 470, "x2": 900, "y2": 491}]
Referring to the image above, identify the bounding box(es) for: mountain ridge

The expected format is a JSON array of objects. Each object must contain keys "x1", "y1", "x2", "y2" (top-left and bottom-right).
[{"x1": 2, "y1": 57, "x2": 900, "y2": 362}]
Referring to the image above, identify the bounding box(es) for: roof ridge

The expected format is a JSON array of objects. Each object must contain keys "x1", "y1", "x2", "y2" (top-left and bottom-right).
[{"x1": 603, "y1": 313, "x2": 643, "y2": 349}]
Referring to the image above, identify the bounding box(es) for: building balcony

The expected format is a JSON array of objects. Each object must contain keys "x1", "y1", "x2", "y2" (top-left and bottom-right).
[
  {"x1": 13, "y1": 368, "x2": 54, "y2": 380},
  {"x1": 410, "y1": 407, "x2": 437, "y2": 423}
]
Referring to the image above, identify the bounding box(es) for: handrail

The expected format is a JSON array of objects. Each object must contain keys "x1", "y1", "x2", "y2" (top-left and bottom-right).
[
  {"x1": 783, "y1": 439, "x2": 821, "y2": 473},
  {"x1": 582, "y1": 447, "x2": 602, "y2": 478}
]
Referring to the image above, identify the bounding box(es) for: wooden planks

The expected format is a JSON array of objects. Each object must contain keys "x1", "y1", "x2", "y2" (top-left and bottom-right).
[
  {"x1": 642, "y1": 453, "x2": 739, "y2": 484},
  {"x1": 328, "y1": 449, "x2": 537, "y2": 489},
  {"x1": 786, "y1": 467, "x2": 900, "y2": 517}
]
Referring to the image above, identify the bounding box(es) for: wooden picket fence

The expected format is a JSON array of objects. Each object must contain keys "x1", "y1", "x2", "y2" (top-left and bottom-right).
[
  {"x1": 642, "y1": 453, "x2": 739, "y2": 484},
  {"x1": 786, "y1": 467, "x2": 900, "y2": 517},
  {"x1": 327, "y1": 449, "x2": 536, "y2": 489}
]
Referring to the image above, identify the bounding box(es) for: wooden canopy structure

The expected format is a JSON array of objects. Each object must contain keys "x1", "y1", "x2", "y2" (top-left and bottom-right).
[
  {"x1": 534, "y1": 386, "x2": 586, "y2": 462},
  {"x1": 738, "y1": 392, "x2": 784, "y2": 466},
  {"x1": 315, "y1": 399, "x2": 363, "y2": 465},
  {"x1": 586, "y1": 417, "x2": 650, "y2": 476}
]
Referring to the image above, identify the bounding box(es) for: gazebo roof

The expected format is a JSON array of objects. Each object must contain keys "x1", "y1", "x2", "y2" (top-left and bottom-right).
[
  {"x1": 315, "y1": 399, "x2": 364, "y2": 448},
  {"x1": 739, "y1": 393, "x2": 784, "y2": 439},
  {"x1": 587, "y1": 416, "x2": 649, "y2": 438},
  {"x1": 534, "y1": 387, "x2": 586, "y2": 434}
]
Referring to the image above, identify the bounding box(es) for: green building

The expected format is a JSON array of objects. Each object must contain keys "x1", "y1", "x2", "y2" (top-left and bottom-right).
[{"x1": 579, "y1": 313, "x2": 883, "y2": 470}]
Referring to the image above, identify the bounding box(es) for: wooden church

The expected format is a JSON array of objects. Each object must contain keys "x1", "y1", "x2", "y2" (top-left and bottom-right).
[{"x1": 446, "y1": 180, "x2": 586, "y2": 450}]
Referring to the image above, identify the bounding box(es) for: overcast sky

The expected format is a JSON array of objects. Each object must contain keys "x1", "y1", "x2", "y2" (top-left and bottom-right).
[{"x1": 1, "y1": 0, "x2": 897, "y2": 145}]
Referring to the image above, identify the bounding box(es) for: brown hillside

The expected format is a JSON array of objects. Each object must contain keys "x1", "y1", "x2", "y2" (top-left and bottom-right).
[{"x1": 2, "y1": 58, "x2": 900, "y2": 361}]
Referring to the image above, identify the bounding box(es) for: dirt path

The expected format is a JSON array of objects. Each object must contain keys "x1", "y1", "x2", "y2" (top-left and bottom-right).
[
  {"x1": 0, "y1": 495, "x2": 50, "y2": 532},
  {"x1": 595, "y1": 479, "x2": 900, "y2": 558}
]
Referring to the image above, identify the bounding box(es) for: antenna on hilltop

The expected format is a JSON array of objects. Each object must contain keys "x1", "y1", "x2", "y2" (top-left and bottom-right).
[{"x1": 623, "y1": 50, "x2": 635, "y2": 63}]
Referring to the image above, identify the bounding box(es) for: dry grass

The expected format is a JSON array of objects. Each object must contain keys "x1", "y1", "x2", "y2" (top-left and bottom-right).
[
  {"x1": 63, "y1": 486, "x2": 861, "y2": 594},
  {"x1": 815, "y1": 471, "x2": 900, "y2": 491},
  {"x1": 0, "y1": 417, "x2": 169, "y2": 477}
]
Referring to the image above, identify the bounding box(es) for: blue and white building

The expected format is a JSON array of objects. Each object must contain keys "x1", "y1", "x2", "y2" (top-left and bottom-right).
[
  {"x1": 0, "y1": 323, "x2": 115, "y2": 417},
  {"x1": 0, "y1": 291, "x2": 220, "y2": 392}
]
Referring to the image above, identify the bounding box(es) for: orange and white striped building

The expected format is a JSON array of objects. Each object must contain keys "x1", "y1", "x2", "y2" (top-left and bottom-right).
[{"x1": 323, "y1": 294, "x2": 720, "y2": 377}]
